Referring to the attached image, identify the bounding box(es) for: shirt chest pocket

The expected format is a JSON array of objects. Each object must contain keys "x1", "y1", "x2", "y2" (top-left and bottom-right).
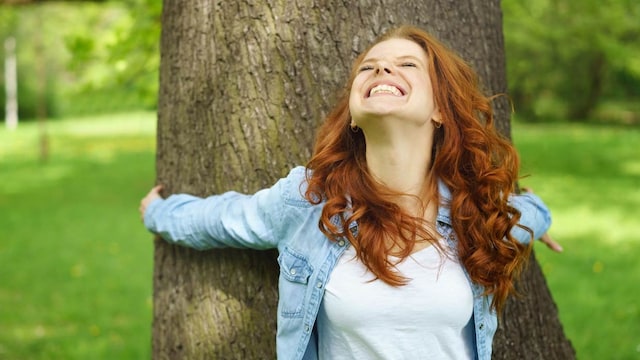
[{"x1": 277, "y1": 247, "x2": 314, "y2": 318}]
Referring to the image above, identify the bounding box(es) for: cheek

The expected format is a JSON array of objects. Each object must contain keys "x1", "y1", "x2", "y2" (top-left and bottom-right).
[
  {"x1": 348, "y1": 82, "x2": 362, "y2": 113},
  {"x1": 348, "y1": 88, "x2": 357, "y2": 105},
  {"x1": 349, "y1": 74, "x2": 367, "y2": 101},
  {"x1": 348, "y1": 91, "x2": 359, "y2": 121},
  {"x1": 420, "y1": 78, "x2": 436, "y2": 106}
]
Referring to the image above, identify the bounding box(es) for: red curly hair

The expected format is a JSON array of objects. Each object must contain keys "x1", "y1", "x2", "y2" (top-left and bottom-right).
[{"x1": 305, "y1": 25, "x2": 531, "y2": 312}]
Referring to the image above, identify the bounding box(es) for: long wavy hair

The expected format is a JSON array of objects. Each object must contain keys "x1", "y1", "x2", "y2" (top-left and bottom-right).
[{"x1": 304, "y1": 25, "x2": 531, "y2": 312}]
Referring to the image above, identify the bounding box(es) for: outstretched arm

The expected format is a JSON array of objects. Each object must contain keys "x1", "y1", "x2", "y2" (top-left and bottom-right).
[
  {"x1": 138, "y1": 167, "x2": 310, "y2": 251},
  {"x1": 138, "y1": 179, "x2": 289, "y2": 251},
  {"x1": 509, "y1": 189, "x2": 563, "y2": 253}
]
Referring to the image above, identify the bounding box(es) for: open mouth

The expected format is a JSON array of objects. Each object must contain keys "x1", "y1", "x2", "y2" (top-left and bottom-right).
[{"x1": 367, "y1": 83, "x2": 406, "y2": 97}]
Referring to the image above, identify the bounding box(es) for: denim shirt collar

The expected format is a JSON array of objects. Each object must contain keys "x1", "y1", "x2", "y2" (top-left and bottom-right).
[
  {"x1": 437, "y1": 179, "x2": 453, "y2": 226},
  {"x1": 346, "y1": 180, "x2": 454, "y2": 236}
]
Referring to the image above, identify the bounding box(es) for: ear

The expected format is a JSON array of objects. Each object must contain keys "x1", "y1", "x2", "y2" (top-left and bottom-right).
[{"x1": 431, "y1": 108, "x2": 442, "y2": 126}]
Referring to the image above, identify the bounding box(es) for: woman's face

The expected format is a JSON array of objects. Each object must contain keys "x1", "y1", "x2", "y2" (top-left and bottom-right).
[{"x1": 349, "y1": 38, "x2": 440, "y2": 129}]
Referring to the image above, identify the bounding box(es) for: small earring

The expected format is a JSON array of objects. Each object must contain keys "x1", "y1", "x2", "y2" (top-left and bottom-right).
[
  {"x1": 350, "y1": 124, "x2": 360, "y2": 133},
  {"x1": 432, "y1": 120, "x2": 442, "y2": 129}
]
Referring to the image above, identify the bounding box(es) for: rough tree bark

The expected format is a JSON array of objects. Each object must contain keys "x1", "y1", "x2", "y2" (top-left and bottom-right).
[{"x1": 154, "y1": 0, "x2": 575, "y2": 359}]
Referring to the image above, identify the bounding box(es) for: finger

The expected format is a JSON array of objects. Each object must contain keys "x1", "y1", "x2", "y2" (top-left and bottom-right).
[
  {"x1": 140, "y1": 185, "x2": 164, "y2": 221},
  {"x1": 139, "y1": 201, "x2": 149, "y2": 219},
  {"x1": 539, "y1": 232, "x2": 563, "y2": 253},
  {"x1": 143, "y1": 185, "x2": 164, "y2": 204}
]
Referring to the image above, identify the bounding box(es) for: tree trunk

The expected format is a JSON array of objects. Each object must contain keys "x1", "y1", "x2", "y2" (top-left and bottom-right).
[
  {"x1": 35, "y1": 9, "x2": 49, "y2": 162},
  {"x1": 154, "y1": 0, "x2": 574, "y2": 359},
  {"x1": 493, "y1": 252, "x2": 576, "y2": 359}
]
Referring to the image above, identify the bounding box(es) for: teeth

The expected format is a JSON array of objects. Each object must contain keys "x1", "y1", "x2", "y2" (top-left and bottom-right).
[{"x1": 370, "y1": 84, "x2": 402, "y2": 96}]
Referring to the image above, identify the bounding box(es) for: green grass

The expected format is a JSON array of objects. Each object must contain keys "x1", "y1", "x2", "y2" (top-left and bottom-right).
[
  {"x1": 514, "y1": 122, "x2": 640, "y2": 360},
  {"x1": 0, "y1": 115, "x2": 638, "y2": 359},
  {"x1": 0, "y1": 112, "x2": 156, "y2": 359}
]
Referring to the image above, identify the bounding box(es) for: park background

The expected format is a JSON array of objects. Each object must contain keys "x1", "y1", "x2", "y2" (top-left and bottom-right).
[{"x1": 0, "y1": 0, "x2": 638, "y2": 359}]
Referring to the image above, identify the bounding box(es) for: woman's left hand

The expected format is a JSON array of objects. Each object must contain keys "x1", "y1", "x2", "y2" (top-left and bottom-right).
[
  {"x1": 539, "y1": 232, "x2": 563, "y2": 253},
  {"x1": 521, "y1": 186, "x2": 563, "y2": 253}
]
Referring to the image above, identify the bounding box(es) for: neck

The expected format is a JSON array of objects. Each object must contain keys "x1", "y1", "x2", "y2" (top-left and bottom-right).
[{"x1": 362, "y1": 121, "x2": 435, "y2": 214}]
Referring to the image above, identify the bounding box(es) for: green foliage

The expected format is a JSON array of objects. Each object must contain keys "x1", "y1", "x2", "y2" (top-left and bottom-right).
[
  {"x1": 0, "y1": 2, "x2": 159, "y2": 120},
  {"x1": 503, "y1": 0, "x2": 640, "y2": 122},
  {"x1": 0, "y1": 112, "x2": 155, "y2": 359},
  {"x1": 63, "y1": 0, "x2": 161, "y2": 112}
]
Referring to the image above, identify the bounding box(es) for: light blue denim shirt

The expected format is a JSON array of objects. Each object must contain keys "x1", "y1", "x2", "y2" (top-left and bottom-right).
[{"x1": 144, "y1": 166, "x2": 552, "y2": 360}]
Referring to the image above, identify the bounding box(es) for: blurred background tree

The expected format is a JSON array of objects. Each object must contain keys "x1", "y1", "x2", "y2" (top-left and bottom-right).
[
  {"x1": 502, "y1": 0, "x2": 640, "y2": 123},
  {"x1": 0, "y1": 0, "x2": 160, "y2": 120},
  {"x1": 1, "y1": 0, "x2": 637, "y2": 123}
]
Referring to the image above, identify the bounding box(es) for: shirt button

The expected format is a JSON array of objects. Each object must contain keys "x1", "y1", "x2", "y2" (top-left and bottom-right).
[
  {"x1": 316, "y1": 282, "x2": 323, "y2": 289},
  {"x1": 337, "y1": 240, "x2": 346, "y2": 247},
  {"x1": 479, "y1": 323, "x2": 484, "y2": 330},
  {"x1": 290, "y1": 268, "x2": 297, "y2": 275},
  {"x1": 304, "y1": 325, "x2": 310, "y2": 333}
]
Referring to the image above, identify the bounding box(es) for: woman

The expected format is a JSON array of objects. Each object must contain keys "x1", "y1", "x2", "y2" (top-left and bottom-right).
[{"x1": 140, "y1": 25, "x2": 561, "y2": 360}]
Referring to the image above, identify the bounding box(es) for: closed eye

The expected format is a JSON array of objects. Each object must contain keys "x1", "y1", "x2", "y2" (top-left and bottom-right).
[
  {"x1": 358, "y1": 65, "x2": 374, "y2": 72},
  {"x1": 401, "y1": 62, "x2": 417, "y2": 67}
]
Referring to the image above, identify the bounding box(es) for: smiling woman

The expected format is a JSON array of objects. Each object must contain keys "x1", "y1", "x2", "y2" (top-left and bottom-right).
[
  {"x1": 350, "y1": 38, "x2": 439, "y2": 133},
  {"x1": 140, "y1": 25, "x2": 558, "y2": 360}
]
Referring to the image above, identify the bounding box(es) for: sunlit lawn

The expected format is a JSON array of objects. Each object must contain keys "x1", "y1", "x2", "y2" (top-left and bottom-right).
[
  {"x1": 514, "y1": 121, "x2": 640, "y2": 360},
  {"x1": 0, "y1": 113, "x2": 638, "y2": 359},
  {"x1": 0, "y1": 112, "x2": 156, "y2": 359}
]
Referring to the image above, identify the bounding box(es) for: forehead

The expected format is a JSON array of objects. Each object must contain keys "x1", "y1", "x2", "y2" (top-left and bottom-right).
[{"x1": 363, "y1": 38, "x2": 427, "y2": 61}]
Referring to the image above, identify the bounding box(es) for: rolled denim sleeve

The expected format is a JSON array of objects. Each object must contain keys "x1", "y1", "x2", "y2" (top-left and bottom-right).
[
  {"x1": 508, "y1": 192, "x2": 552, "y2": 244},
  {"x1": 144, "y1": 176, "x2": 290, "y2": 251}
]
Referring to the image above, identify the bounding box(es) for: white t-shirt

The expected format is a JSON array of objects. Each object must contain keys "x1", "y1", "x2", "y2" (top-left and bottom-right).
[{"x1": 317, "y1": 244, "x2": 474, "y2": 359}]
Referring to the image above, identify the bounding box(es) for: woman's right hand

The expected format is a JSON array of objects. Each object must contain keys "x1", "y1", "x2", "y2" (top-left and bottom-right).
[{"x1": 139, "y1": 185, "x2": 164, "y2": 221}]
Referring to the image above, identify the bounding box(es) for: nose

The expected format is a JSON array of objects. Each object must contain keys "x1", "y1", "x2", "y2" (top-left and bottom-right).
[{"x1": 374, "y1": 63, "x2": 392, "y2": 75}]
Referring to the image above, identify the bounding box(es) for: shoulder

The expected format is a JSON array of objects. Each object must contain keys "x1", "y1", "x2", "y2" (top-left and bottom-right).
[{"x1": 277, "y1": 166, "x2": 315, "y2": 207}]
